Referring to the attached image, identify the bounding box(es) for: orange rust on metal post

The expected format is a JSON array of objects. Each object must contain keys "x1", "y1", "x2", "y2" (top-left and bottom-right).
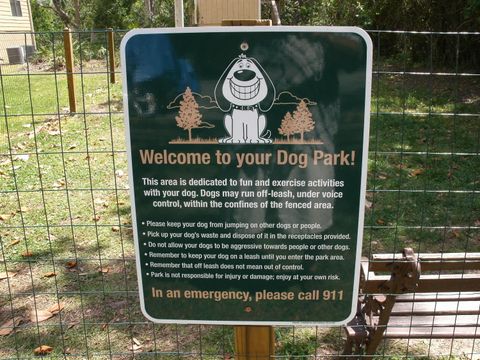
[
  {"x1": 107, "y1": 28, "x2": 116, "y2": 84},
  {"x1": 63, "y1": 28, "x2": 76, "y2": 113},
  {"x1": 234, "y1": 326, "x2": 274, "y2": 360}
]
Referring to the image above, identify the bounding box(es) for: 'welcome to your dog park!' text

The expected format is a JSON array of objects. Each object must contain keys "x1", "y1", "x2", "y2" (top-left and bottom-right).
[{"x1": 138, "y1": 149, "x2": 357, "y2": 168}]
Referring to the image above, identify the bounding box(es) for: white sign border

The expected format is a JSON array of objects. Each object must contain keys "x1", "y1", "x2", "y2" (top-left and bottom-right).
[{"x1": 121, "y1": 26, "x2": 372, "y2": 326}]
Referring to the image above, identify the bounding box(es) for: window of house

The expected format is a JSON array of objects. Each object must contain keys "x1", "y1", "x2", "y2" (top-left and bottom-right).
[{"x1": 10, "y1": 0, "x2": 23, "y2": 17}]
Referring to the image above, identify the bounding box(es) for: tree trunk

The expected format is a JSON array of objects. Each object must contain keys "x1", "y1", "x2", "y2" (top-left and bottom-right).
[
  {"x1": 188, "y1": 128, "x2": 192, "y2": 142},
  {"x1": 51, "y1": 0, "x2": 78, "y2": 29},
  {"x1": 144, "y1": 0, "x2": 153, "y2": 22},
  {"x1": 73, "y1": 0, "x2": 81, "y2": 29},
  {"x1": 300, "y1": 131, "x2": 304, "y2": 142},
  {"x1": 270, "y1": 1, "x2": 281, "y2": 25}
]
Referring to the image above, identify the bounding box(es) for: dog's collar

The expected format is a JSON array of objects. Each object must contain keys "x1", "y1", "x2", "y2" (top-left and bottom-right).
[{"x1": 232, "y1": 104, "x2": 257, "y2": 111}]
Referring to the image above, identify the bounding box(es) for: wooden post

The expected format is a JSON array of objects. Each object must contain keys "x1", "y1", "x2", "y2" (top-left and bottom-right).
[
  {"x1": 107, "y1": 28, "x2": 116, "y2": 84},
  {"x1": 195, "y1": 2, "x2": 274, "y2": 358},
  {"x1": 197, "y1": 0, "x2": 261, "y2": 25},
  {"x1": 63, "y1": 27, "x2": 76, "y2": 113},
  {"x1": 235, "y1": 326, "x2": 274, "y2": 360},
  {"x1": 224, "y1": 7, "x2": 274, "y2": 359},
  {"x1": 221, "y1": 19, "x2": 272, "y2": 26}
]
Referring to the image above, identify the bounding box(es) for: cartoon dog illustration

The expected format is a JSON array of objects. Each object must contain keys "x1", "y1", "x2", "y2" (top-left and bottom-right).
[{"x1": 214, "y1": 54, "x2": 276, "y2": 144}]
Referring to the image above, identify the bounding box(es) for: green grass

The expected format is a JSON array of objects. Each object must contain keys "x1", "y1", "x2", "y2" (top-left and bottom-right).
[
  {"x1": 371, "y1": 73, "x2": 480, "y2": 115},
  {"x1": 366, "y1": 71, "x2": 480, "y2": 255},
  {"x1": 0, "y1": 66, "x2": 135, "y2": 358},
  {"x1": 1, "y1": 61, "x2": 480, "y2": 358},
  {"x1": 276, "y1": 327, "x2": 320, "y2": 359}
]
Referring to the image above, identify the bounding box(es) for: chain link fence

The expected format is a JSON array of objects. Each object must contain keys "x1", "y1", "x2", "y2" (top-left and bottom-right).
[{"x1": 0, "y1": 29, "x2": 479, "y2": 359}]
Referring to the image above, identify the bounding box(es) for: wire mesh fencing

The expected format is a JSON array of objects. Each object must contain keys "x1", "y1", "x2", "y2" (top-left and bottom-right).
[{"x1": 0, "y1": 29, "x2": 479, "y2": 359}]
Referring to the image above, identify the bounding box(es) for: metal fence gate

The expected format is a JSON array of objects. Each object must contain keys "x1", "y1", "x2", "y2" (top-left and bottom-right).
[{"x1": 1, "y1": 29, "x2": 479, "y2": 359}]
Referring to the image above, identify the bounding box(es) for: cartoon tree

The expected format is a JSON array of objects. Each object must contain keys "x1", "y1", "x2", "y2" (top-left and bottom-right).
[
  {"x1": 175, "y1": 87, "x2": 202, "y2": 141},
  {"x1": 293, "y1": 100, "x2": 315, "y2": 141},
  {"x1": 278, "y1": 112, "x2": 295, "y2": 141}
]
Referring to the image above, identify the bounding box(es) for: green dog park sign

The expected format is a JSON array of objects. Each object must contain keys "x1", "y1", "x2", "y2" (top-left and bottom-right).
[{"x1": 121, "y1": 26, "x2": 372, "y2": 325}]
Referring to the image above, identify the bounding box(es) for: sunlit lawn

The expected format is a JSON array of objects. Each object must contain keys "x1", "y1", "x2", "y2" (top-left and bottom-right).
[{"x1": 0, "y1": 60, "x2": 479, "y2": 358}]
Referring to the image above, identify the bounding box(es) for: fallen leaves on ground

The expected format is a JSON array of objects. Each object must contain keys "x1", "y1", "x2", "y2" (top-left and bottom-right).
[
  {"x1": 34, "y1": 345, "x2": 53, "y2": 356},
  {"x1": 0, "y1": 271, "x2": 17, "y2": 280},
  {"x1": 0, "y1": 158, "x2": 11, "y2": 167},
  {"x1": 409, "y1": 168, "x2": 424, "y2": 177},
  {"x1": 8, "y1": 239, "x2": 20, "y2": 247},
  {"x1": 94, "y1": 198, "x2": 109, "y2": 208},
  {"x1": 21, "y1": 251, "x2": 34, "y2": 258},
  {"x1": 98, "y1": 267, "x2": 109, "y2": 274},
  {"x1": 449, "y1": 229, "x2": 461, "y2": 239},
  {"x1": 65, "y1": 261, "x2": 77, "y2": 269},
  {"x1": 52, "y1": 179, "x2": 66, "y2": 189},
  {"x1": 14, "y1": 142, "x2": 26, "y2": 150},
  {"x1": 67, "y1": 321, "x2": 79, "y2": 329},
  {"x1": 128, "y1": 337, "x2": 143, "y2": 352},
  {"x1": 48, "y1": 303, "x2": 65, "y2": 315},
  {"x1": 0, "y1": 317, "x2": 23, "y2": 336},
  {"x1": 0, "y1": 214, "x2": 11, "y2": 222},
  {"x1": 30, "y1": 302, "x2": 65, "y2": 323},
  {"x1": 43, "y1": 272, "x2": 57, "y2": 278},
  {"x1": 31, "y1": 309, "x2": 54, "y2": 323}
]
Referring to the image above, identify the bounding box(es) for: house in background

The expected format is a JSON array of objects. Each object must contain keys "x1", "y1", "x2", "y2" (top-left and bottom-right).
[{"x1": 0, "y1": 0, "x2": 35, "y2": 64}]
